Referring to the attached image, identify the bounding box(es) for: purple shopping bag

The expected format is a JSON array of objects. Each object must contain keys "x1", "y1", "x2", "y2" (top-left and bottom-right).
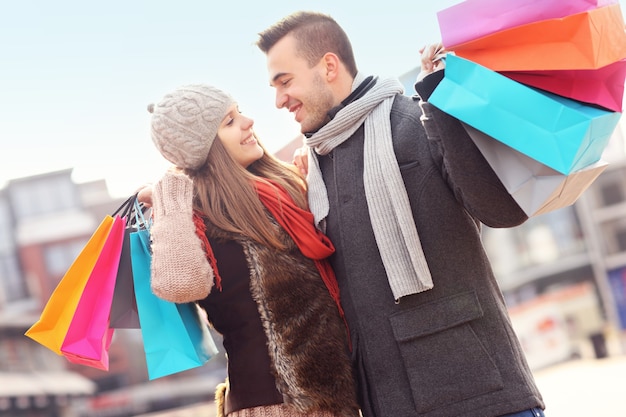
[{"x1": 438, "y1": 0, "x2": 616, "y2": 48}]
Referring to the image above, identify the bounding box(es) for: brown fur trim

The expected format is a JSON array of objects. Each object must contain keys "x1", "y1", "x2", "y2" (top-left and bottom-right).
[
  {"x1": 244, "y1": 232, "x2": 359, "y2": 417},
  {"x1": 215, "y1": 380, "x2": 228, "y2": 417}
]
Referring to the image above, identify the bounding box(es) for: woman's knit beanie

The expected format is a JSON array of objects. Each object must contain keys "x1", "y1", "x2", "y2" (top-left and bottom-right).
[{"x1": 147, "y1": 84, "x2": 235, "y2": 169}]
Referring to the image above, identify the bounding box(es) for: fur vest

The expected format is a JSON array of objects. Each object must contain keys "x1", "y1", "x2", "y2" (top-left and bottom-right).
[{"x1": 208, "y1": 222, "x2": 359, "y2": 417}]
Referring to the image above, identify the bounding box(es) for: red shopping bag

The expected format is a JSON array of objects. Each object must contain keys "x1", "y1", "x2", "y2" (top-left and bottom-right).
[
  {"x1": 500, "y1": 59, "x2": 626, "y2": 112},
  {"x1": 60, "y1": 215, "x2": 125, "y2": 370},
  {"x1": 450, "y1": 4, "x2": 626, "y2": 71}
]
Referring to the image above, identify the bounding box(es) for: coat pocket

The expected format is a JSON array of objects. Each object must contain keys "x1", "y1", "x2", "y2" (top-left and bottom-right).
[{"x1": 389, "y1": 291, "x2": 504, "y2": 413}]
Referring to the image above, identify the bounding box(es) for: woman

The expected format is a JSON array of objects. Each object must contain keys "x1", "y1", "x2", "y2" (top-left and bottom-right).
[{"x1": 143, "y1": 84, "x2": 359, "y2": 417}]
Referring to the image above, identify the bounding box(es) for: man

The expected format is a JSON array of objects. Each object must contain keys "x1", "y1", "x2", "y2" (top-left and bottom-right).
[{"x1": 256, "y1": 11, "x2": 546, "y2": 417}]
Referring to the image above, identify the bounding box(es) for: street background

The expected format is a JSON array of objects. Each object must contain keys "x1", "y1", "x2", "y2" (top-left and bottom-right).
[{"x1": 140, "y1": 355, "x2": 626, "y2": 417}]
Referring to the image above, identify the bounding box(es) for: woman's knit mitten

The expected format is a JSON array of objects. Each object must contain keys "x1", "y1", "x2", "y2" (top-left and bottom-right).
[{"x1": 150, "y1": 170, "x2": 214, "y2": 303}]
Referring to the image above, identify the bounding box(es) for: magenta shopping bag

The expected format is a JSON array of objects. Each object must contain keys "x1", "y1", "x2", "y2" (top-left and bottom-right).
[
  {"x1": 60, "y1": 215, "x2": 125, "y2": 370},
  {"x1": 500, "y1": 59, "x2": 626, "y2": 112},
  {"x1": 438, "y1": 0, "x2": 617, "y2": 48}
]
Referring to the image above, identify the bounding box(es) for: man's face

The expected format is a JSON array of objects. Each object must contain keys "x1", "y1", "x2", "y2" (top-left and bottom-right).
[{"x1": 266, "y1": 35, "x2": 335, "y2": 133}]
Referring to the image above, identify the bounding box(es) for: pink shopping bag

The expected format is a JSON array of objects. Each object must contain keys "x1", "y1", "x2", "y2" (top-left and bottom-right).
[
  {"x1": 438, "y1": 0, "x2": 616, "y2": 48},
  {"x1": 60, "y1": 215, "x2": 126, "y2": 370}
]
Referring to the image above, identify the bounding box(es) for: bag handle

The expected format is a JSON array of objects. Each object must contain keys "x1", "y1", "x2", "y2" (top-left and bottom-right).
[
  {"x1": 133, "y1": 198, "x2": 151, "y2": 231},
  {"x1": 112, "y1": 193, "x2": 138, "y2": 218}
]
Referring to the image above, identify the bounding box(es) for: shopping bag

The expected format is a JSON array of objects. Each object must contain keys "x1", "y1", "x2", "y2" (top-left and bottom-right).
[
  {"x1": 60, "y1": 215, "x2": 125, "y2": 370},
  {"x1": 25, "y1": 216, "x2": 115, "y2": 355},
  {"x1": 130, "y1": 226, "x2": 218, "y2": 380},
  {"x1": 429, "y1": 55, "x2": 621, "y2": 174},
  {"x1": 25, "y1": 194, "x2": 137, "y2": 355},
  {"x1": 464, "y1": 124, "x2": 609, "y2": 216},
  {"x1": 500, "y1": 59, "x2": 626, "y2": 112},
  {"x1": 438, "y1": 0, "x2": 617, "y2": 48},
  {"x1": 450, "y1": 4, "x2": 626, "y2": 71},
  {"x1": 110, "y1": 196, "x2": 142, "y2": 329},
  {"x1": 109, "y1": 227, "x2": 140, "y2": 328}
]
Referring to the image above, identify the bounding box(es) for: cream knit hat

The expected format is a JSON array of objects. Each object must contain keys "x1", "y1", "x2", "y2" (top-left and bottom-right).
[{"x1": 148, "y1": 84, "x2": 235, "y2": 169}]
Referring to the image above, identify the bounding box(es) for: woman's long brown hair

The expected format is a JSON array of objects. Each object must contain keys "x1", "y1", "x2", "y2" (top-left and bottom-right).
[{"x1": 184, "y1": 137, "x2": 308, "y2": 250}]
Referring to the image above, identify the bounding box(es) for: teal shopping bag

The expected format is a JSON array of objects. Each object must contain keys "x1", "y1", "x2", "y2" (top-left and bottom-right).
[
  {"x1": 429, "y1": 54, "x2": 621, "y2": 174},
  {"x1": 130, "y1": 227, "x2": 218, "y2": 380}
]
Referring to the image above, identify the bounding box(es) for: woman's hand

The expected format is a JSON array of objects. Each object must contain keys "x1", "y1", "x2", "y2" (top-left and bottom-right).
[
  {"x1": 136, "y1": 184, "x2": 154, "y2": 208},
  {"x1": 292, "y1": 145, "x2": 309, "y2": 177}
]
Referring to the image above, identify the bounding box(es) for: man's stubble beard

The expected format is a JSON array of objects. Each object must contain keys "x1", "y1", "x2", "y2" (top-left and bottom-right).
[{"x1": 301, "y1": 73, "x2": 336, "y2": 134}]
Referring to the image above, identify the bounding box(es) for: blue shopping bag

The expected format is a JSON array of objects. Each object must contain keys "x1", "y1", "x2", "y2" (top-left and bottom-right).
[
  {"x1": 429, "y1": 54, "x2": 621, "y2": 174},
  {"x1": 130, "y1": 226, "x2": 218, "y2": 380}
]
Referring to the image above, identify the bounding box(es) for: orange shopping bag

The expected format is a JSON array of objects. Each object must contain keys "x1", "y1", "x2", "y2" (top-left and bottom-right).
[
  {"x1": 450, "y1": 3, "x2": 626, "y2": 71},
  {"x1": 25, "y1": 216, "x2": 115, "y2": 354}
]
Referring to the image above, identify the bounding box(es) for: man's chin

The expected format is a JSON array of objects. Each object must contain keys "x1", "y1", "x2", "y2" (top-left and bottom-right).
[{"x1": 301, "y1": 119, "x2": 325, "y2": 136}]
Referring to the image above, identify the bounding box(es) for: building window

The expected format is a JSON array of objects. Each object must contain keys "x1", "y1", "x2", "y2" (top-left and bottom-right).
[
  {"x1": 0, "y1": 254, "x2": 28, "y2": 302},
  {"x1": 10, "y1": 177, "x2": 78, "y2": 220},
  {"x1": 599, "y1": 218, "x2": 626, "y2": 256},
  {"x1": 43, "y1": 240, "x2": 87, "y2": 278},
  {"x1": 484, "y1": 206, "x2": 586, "y2": 275},
  {"x1": 600, "y1": 182, "x2": 623, "y2": 207},
  {"x1": 0, "y1": 198, "x2": 13, "y2": 252},
  {"x1": 589, "y1": 167, "x2": 626, "y2": 209}
]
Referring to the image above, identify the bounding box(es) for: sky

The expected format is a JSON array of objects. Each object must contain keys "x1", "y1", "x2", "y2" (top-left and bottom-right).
[
  {"x1": 1, "y1": 0, "x2": 625, "y2": 198},
  {"x1": 0, "y1": 0, "x2": 460, "y2": 197}
]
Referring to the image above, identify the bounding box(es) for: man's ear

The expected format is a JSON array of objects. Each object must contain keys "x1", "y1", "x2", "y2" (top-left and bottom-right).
[{"x1": 322, "y1": 52, "x2": 341, "y2": 81}]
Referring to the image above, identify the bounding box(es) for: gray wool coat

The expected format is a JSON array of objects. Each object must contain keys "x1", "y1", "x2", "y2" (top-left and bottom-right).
[{"x1": 316, "y1": 93, "x2": 545, "y2": 417}]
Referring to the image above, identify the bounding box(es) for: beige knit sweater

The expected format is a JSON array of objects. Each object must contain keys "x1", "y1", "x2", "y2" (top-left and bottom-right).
[{"x1": 150, "y1": 171, "x2": 214, "y2": 303}]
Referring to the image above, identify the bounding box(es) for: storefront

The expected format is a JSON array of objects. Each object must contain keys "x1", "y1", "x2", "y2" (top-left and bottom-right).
[{"x1": 0, "y1": 371, "x2": 95, "y2": 417}]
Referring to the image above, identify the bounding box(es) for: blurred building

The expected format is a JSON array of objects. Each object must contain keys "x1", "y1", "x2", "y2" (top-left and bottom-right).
[
  {"x1": 482, "y1": 154, "x2": 626, "y2": 369},
  {"x1": 0, "y1": 169, "x2": 111, "y2": 416},
  {"x1": 0, "y1": 170, "x2": 226, "y2": 417}
]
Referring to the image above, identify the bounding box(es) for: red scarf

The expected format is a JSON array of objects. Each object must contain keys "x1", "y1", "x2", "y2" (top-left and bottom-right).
[{"x1": 254, "y1": 179, "x2": 343, "y2": 314}]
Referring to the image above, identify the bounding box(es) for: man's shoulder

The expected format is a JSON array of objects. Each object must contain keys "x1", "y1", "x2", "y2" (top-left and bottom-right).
[
  {"x1": 392, "y1": 92, "x2": 421, "y2": 111},
  {"x1": 391, "y1": 93, "x2": 423, "y2": 124}
]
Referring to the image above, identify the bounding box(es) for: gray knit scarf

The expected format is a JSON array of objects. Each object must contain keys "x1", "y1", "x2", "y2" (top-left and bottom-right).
[{"x1": 304, "y1": 72, "x2": 433, "y2": 301}]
